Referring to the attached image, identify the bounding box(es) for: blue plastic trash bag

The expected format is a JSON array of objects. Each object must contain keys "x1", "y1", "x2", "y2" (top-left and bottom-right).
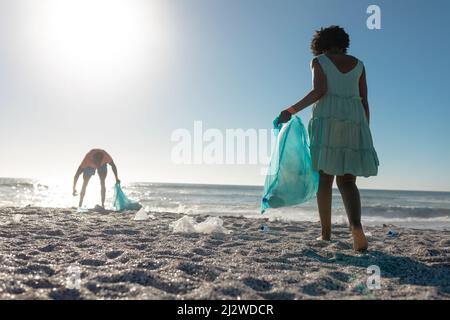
[
  {"x1": 113, "y1": 183, "x2": 142, "y2": 211},
  {"x1": 261, "y1": 115, "x2": 319, "y2": 213}
]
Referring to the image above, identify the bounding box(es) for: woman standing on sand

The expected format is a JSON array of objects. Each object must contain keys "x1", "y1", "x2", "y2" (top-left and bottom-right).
[{"x1": 277, "y1": 26, "x2": 379, "y2": 251}]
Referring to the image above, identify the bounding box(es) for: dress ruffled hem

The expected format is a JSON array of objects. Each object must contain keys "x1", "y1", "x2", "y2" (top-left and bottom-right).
[{"x1": 310, "y1": 144, "x2": 379, "y2": 177}]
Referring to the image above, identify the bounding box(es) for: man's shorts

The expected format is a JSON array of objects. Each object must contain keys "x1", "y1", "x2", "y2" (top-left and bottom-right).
[{"x1": 83, "y1": 164, "x2": 107, "y2": 177}]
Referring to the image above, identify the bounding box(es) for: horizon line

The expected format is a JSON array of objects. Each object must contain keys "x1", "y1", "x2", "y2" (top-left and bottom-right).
[
  {"x1": 132, "y1": 180, "x2": 450, "y2": 194},
  {"x1": 1, "y1": 176, "x2": 449, "y2": 194}
]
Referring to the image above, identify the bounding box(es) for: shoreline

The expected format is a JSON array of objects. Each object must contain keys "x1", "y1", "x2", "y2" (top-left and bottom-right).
[
  {"x1": 0, "y1": 206, "x2": 449, "y2": 299},
  {"x1": 2, "y1": 176, "x2": 450, "y2": 194}
]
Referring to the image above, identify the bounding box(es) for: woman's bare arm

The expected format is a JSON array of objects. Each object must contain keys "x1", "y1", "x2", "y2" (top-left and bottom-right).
[
  {"x1": 359, "y1": 67, "x2": 370, "y2": 125},
  {"x1": 278, "y1": 58, "x2": 327, "y2": 123},
  {"x1": 290, "y1": 58, "x2": 327, "y2": 113}
]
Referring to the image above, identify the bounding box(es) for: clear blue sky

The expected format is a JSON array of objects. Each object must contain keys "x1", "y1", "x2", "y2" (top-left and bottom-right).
[{"x1": 0, "y1": 0, "x2": 449, "y2": 191}]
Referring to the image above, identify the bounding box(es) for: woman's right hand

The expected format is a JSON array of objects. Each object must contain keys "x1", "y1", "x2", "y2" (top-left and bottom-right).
[{"x1": 277, "y1": 109, "x2": 293, "y2": 125}]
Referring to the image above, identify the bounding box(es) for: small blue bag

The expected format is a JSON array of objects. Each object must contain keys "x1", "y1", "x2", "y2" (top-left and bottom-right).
[
  {"x1": 261, "y1": 116, "x2": 319, "y2": 213},
  {"x1": 113, "y1": 183, "x2": 142, "y2": 211}
]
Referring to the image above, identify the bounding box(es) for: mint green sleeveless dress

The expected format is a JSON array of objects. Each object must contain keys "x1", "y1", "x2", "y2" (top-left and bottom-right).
[{"x1": 308, "y1": 54, "x2": 379, "y2": 177}]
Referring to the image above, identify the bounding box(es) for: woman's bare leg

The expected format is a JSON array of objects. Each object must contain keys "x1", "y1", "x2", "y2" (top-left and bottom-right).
[
  {"x1": 336, "y1": 174, "x2": 368, "y2": 251},
  {"x1": 316, "y1": 170, "x2": 334, "y2": 240}
]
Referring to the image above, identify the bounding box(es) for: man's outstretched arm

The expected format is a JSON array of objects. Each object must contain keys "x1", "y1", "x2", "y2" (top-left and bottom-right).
[
  {"x1": 110, "y1": 162, "x2": 120, "y2": 184},
  {"x1": 73, "y1": 167, "x2": 82, "y2": 196}
]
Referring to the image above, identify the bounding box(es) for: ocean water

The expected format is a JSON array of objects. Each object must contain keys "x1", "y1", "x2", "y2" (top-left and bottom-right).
[{"x1": 0, "y1": 177, "x2": 449, "y2": 230}]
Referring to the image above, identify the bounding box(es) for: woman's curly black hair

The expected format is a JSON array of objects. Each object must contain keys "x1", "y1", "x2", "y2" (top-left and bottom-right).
[{"x1": 310, "y1": 26, "x2": 350, "y2": 56}]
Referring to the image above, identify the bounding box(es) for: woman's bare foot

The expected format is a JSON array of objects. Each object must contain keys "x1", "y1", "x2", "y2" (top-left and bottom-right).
[{"x1": 352, "y1": 228, "x2": 368, "y2": 252}]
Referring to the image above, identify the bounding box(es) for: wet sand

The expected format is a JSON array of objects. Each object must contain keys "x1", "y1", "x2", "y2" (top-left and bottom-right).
[{"x1": 0, "y1": 206, "x2": 449, "y2": 299}]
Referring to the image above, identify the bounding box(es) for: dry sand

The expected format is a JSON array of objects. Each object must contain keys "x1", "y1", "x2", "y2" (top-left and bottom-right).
[{"x1": 0, "y1": 206, "x2": 449, "y2": 300}]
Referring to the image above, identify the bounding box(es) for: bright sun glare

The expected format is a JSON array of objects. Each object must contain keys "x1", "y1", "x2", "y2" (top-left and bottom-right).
[{"x1": 25, "y1": 0, "x2": 171, "y2": 88}]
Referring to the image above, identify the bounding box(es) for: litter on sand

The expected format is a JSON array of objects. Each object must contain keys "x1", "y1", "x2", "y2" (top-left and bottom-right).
[
  {"x1": 261, "y1": 116, "x2": 319, "y2": 213},
  {"x1": 113, "y1": 183, "x2": 142, "y2": 211},
  {"x1": 386, "y1": 230, "x2": 399, "y2": 237},
  {"x1": 76, "y1": 207, "x2": 89, "y2": 213},
  {"x1": 133, "y1": 208, "x2": 155, "y2": 221},
  {"x1": 12, "y1": 214, "x2": 23, "y2": 223},
  {"x1": 170, "y1": 216, "x2": 231, "y2": 234}
]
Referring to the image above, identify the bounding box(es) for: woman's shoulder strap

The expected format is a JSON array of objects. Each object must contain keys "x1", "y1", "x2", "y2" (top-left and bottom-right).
[
  {"x1": 355, "y1": 58, "x2": 364, "y2": 77},
  {"x1": 314, "y1": 54, "x2": 327, "y2": 65},
  {"x1": 312, "y1": 54, "x2": 330, "y2": 71}
]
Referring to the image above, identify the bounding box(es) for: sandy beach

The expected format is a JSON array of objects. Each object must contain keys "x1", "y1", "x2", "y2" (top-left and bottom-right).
[{"x1": 0, "y1": 206, "x2": 449, "y2": 300}]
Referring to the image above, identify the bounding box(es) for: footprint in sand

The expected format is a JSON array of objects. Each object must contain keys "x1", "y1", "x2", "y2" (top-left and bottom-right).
[
  {"x1": 220, "y1": 240, "x2": 248, "y2": 248},
  {"x1": 284, "y1": 226, "x2": 306, "y2": 232},
  {"x1": 79, "y1": 259, "x2": 106, "y2": 266},
  {"x1": 7, "y1": 286, "x2": 26, "y2": 295},
  {"x1": 263, "y1": 263, "x2": 294, "y2": 271},
  {"x1": 328, "y1": 271, "x2": 352, "y2": 283},
  {"x1": 238, "y1": 234, "x2": 264, "y2": 241},
  {"x1": 103, "y1": 229, "x2": 140, "y2": 236},
  {"x1": 203, "y1": 239, "x2": 225, "y2": 247},
  {"x1": 330, "y1": 241, "x2": 353, "y2": 250},
  {"x1": 48, "y1": 288, "x2": 81, "y2": 300},
  {"x1": 219, "y1": 287, "x2": 243, "y2": 298},
  {"x1": 76, "y1": 242, "x2": 95, "y2": 249},
  {"x1": 38, "y1": 244, "x2": 58, "y2": 252},
  {"x1": 24, "y1": 278, "x2": 55, "y2": 289},
  {"x1": 44, "y1": 230, "x2": 65, "y2": 237},
  {"x1": 191, "y1": 256, "x2": 203, "y2": 262},
  {"x1": 177, "y1": 262, "x2": 223, "y2": 282},
  {"x1": 133, "y1": 244, "x2": 148, "y2": 251},
  {"x1": 242, "y1": 277, "x2": 273, "y2": 292},
  {"x1": 105, "y1": 250, "x2": 123, "y2": 259},
  {"x1": 96, "y1": 270, "x2": 192, "y2": 295},
  {"x1": 191, "y1": 248, "x2": 214, "y2": 256},
  {"x1": 17, "y1": 264, "x2": 56, "y2": 276},
  {"x1": 137, "y1": 261, "x2": 161, "y2": 270},
  {"x1": 259, "y1": 291, "x2": 295, "y2": 300},
  {"x1": 71, "y1": 236, "x2": 88, "y2": 242},
  {"x1": 302, "y1": 277, "x2": 346, "y2": 296},
  {"x1": 0, "y1": 232, "x2": 15, "y2": 238},
  {"x1": 85, "y1": 282, "x2": 130, "y2": 296},
  {"x1": 15, "y1": 253, "x2": 31, "y2": 261}
]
